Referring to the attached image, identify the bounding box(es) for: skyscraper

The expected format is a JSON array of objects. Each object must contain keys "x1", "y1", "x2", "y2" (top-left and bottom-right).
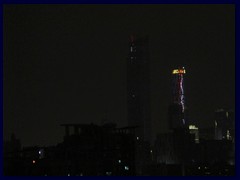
[
  {"x1": 168, "y1": 67, "x2": 188, "y2": 129},
  {"x1": 127, "y1": 35, "x2": 151, "y2": 143}
]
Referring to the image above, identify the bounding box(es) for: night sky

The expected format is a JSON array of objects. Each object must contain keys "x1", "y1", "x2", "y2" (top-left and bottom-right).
[{"x1": 4, "y1": 4, "x2": 235, "y2": 146}]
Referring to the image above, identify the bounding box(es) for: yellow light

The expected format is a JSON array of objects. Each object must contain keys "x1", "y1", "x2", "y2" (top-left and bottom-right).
[
  {"x1": 172, "y1": 69, "x2": 186, "y2": 74},
  {"x1": 189, "y1": 125, "x2": 198, "y2": 130}
]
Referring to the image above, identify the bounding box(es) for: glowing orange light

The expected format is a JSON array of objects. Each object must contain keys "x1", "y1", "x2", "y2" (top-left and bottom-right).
[{"x1": 172, "y1": 69, "x2": 186, "y2": 74}]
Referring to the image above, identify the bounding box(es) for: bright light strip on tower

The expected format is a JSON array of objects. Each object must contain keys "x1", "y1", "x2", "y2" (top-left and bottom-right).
[
  {"x1": 180, "y1": 74, "x2": 184, "y2": 112},
  {"x1": 172, "y1": 69, "x2": 186, "y2": 74}
]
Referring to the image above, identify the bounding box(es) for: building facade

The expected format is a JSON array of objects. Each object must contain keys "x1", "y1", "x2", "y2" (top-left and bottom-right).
[
  {"x1": 127, "y1": 35, "x2": 151, "y2": 143},
  {"x1": 215, "y1": 109, "x2": 235, "y2": 141}
]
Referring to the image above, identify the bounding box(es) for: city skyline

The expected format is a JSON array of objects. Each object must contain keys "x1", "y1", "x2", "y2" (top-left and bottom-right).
[{"x1": 4, "y1": 4, "x2": 235, "y2": 146}]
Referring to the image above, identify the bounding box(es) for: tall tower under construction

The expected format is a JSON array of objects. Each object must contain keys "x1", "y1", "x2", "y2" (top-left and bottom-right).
[
  {"x1": 168, "y1": 67, "x2": 188, "y2": 129},
  {"x1": 127, "y1": 35, "x2": 151, "y2": 143}
]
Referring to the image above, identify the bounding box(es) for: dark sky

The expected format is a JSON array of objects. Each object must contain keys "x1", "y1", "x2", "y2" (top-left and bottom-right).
[{"x1": 4, "y1": 4, "x2": 235, "y2": 146}]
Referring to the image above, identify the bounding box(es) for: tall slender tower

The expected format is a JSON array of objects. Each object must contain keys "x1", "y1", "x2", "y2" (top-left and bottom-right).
[
  {"x1": 127, "y1": 35, "x2": 151, "y2": 143},
  {"x1": 168, "y1": 67, "x2": 188, "y2": 129}
]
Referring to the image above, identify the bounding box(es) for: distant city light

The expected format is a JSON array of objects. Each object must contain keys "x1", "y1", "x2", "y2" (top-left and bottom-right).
[
  {"x1": 136, "y1": 137, "x2": 139, "y2": 140},
  {"x1": 227, "y1": 130, "x2": 230, "y2": 140},
  {"x1": 124, "y1": 166, "x2": 129, "y2": 171},
  {"x1": 118, "y1": 160, "x2": 121, "y2": 163},
  {"x1": 189, "y1": 125, "x2": 198, "y2": 130},
  {"x1": 32, "y1": 160, "x2": 36, "y2": 164},
  {"x1": 106, "y1": 172, "x2": 112, "y2": 176}
]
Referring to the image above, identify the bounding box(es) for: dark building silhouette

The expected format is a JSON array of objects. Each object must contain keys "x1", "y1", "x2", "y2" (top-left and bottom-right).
[
  {"x1": 58, "y1": 123, "x2": 136, "y2": 176},
  {"x1": 154, "y1": 130, "x2": 195, "y2": 167},
  {"x1": 3, "y1": 133, "x2": 22, "y2": 175},
  {"x1": 3, "y1": 123, "x2": 137, "y2": 176},
  {"x1": 126, "y1": 36, "x2": 153, "y2": 175},
  {"x1": 127, "y1": 35, "x2": 151, "y2": 144},
  {"x1": 214, "y1": 109, "x2": 235, "y2": 141},
  {"x1": 153, "y1": 130, "x2": 235, "y2": 176},
  {"x1": 168, "y1": 67, "x2": 188, "y2": 130},
  {"x1": 199, "y1": 127, "x2": 215, "y2": 141}
]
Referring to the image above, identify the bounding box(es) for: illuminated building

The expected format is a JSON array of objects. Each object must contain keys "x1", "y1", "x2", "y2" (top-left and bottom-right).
[
  {"x1": 189, "y1": 125, "x2": 199, "y2": 143},
  {"x1": 214, "y1": 109, "x2": 235, "y2": 141},
  {"x1": 168, "y1": 67, "x2": 188, "y2": 129},
  {"x1": 127, "y1": 35, "x2": 151, "y2": 143}
]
